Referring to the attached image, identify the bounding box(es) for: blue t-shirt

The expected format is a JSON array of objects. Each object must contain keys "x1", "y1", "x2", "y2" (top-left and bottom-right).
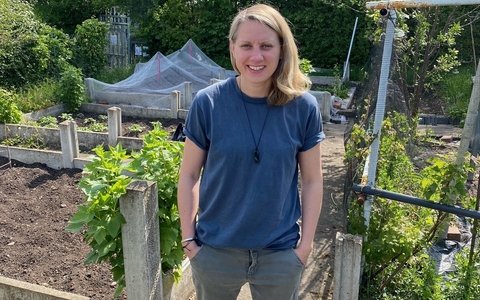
[{"x1": 184, "y1": 77, "x2": 325, "y2": 250}]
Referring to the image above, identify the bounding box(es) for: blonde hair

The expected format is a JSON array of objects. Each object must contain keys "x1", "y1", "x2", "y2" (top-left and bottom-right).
[{"x1": 229, "y1": 4, "x2": 311, "y2": 106}]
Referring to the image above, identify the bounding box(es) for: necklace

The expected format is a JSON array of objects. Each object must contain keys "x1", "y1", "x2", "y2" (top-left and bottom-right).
[{"x1": 239, "y1": 79, "x2": 270, "y2": 164}]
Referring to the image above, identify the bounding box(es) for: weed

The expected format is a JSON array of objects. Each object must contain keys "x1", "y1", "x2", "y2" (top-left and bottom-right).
[
  {"x1": 83, "y1": 117, "x2": 96, "y2": 124},
  {"x1": 98, "y1": 114, "x2": 108, "y2": 121},
  {"x1": 59, "y1": 113, "x2": 73, "y2": 121},
  {"x1": 16, "y1": 79, "x2": 58, "y2": 113},
  {"x1": 37, "y1": 116, "x2": 58, "y2": 128},
  {"x1": 77, "y1": 126, "x2": 91, "y2": 132},
  {"x1": 128, "y1": 124, "x2": 145, "y2": 134},
  {"x1": 2, "y1": 133, "x2": 46, "y2": 149},
  {"x1": 88, "y1": 122, "x2": 107, "y2": 132}
]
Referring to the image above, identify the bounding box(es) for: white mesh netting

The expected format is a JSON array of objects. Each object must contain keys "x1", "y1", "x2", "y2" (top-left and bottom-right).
[{"x1": 84, "y1": 39, "x2": 237, "y2": 109}]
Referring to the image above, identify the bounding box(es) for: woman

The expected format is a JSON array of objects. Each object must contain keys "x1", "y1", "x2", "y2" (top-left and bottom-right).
[{"x1": 178, "y1": 3, "x2": 325, "y2": 300}]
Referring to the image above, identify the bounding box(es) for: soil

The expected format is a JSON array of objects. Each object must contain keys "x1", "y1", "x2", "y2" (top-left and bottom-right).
[
  {"x1": 0, "y1": 157, "x2": 127, "y2": 299},
  {"x1": 0, "y1": 96, "x2": 473, "y2": 299}
]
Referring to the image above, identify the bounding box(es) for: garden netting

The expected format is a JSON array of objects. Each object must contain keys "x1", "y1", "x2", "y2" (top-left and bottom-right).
[{"x1": 85, "y1": 39, "x2": 237, "y2": 108}]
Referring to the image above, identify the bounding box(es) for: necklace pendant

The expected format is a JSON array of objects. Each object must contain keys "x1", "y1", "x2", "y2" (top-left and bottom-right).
[{"x1": 254, "y1": 149, "x2": 260, "y2": 164}]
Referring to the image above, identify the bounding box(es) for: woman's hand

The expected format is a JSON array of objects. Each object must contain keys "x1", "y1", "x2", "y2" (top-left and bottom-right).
[
  {"x1": 294, "y1": 243, "x2": 313, "y2": 265},
  {"x1": 183, "y1": 242, "x2": 202, "y2": 260}
]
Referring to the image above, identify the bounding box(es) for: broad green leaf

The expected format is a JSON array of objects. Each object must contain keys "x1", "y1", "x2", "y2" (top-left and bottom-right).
[
  {"x1": 93, "y1": 228, "x2": 107, "y2": 245},
  {"x1": 68, "y1": 206, "x2": 94, "y2": 224}
]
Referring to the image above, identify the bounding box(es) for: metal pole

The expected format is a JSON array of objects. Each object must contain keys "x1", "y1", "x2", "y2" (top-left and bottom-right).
[
  {"x1": 343, "y1": 17, "x2": 359, "y2": 81},
  {"x1": 363, "y1": 10, "x2": 396, "y2": 230},
  {"x1": 353, "y1": 184, "x2": 480, "y2": 220}
]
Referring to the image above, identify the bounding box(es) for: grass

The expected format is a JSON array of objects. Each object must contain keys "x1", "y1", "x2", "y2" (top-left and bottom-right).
[
  {"x1": 16, "y1": 79, "x2": 58, "y2": 113},
  {"x1": 95, "y1": 64, "x2": 136, "y2": 84}
]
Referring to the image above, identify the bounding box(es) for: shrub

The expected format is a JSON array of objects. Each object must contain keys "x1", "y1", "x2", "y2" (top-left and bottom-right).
[
  {"x1": 66, "y1": 123, "x2": 184, "y2": 297},
  {"x1": 0, "y1": 0, "x2": 72, "y2": 89},
  {"x1": 0, "y1": 89, "x2": 22, "y2": 124},
  {"x1": 72, "y1": 18, "x2": 110, "y2": 78},
  {"x1": 54, "y1": 66, "x2": 87, "y2": 112}
]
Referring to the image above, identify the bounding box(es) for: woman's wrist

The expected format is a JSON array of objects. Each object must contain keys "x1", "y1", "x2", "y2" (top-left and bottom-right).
[{"x1": 181, "y1": 237, "x2": 197, "y2": 243}]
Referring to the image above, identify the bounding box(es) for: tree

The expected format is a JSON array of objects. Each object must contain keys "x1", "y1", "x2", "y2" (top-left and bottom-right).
[
  {"x1": 136, "y1": 0, "x2": 196, "y2": 57},
  {"x1": 393, "y1": 6, "x2": 463, "y2": 118}
]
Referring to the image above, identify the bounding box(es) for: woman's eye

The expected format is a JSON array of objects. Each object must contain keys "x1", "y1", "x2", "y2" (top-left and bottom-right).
[
  {"x1": 261, "y1": 44, "x2": 272, "y2": 49},
  {"x1": 241, "y1": 44, "x2": 251, "y2": 48}
]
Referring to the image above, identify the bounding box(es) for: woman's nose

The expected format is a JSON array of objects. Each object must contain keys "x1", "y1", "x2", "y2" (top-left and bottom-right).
[{"x1": 250, "y1": 47, "x2": 263, "y2": 60}]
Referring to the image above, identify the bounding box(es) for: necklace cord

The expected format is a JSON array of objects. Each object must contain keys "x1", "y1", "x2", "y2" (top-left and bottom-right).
[{"x1": 239, "y1": 78, "x2": 270, "y2": 164}]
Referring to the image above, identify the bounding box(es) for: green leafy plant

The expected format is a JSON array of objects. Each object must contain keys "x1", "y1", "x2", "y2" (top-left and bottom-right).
[
  {"x1": 83, "y1": 117, "x2": 96, "y2": 124},
  {"x1": 17, "y1": 79, "x2": 59, "y2": 113},
  {"x1": 322, "y1": 64, "x2": 350, "y2": 99},
  {"x1": 54, "y1": 65, "x2": 87, "y2": 112},
  {"x1": 88, "y1": 122, "x2": 107, "y2": 132},
  {"x1": 435, "y1": 66, "x2": 473, "y2": 126},
  {"x1": 59, "y1": 113, "x2": 74, "y2": 121},
  {"x1": 77, "y1": 126, "x2": 91, "y2": 132},
  {"x1": 128, "y1": 124, "x2": 145, "y2": 134},
  {"x1": 0, "y1": 88, "x2": 22, "y2": 124},
  {"x1": 0, "y1": 0, "x2": 72, "y2": 89},
  {"x1": 37, "y1": 116, "x2": 58, "y2": 128},
  {"x1": 72, "y1": 18, "x2": 109, "y2": 78},
  {"x1": 66, "y1": 122, "x2": 184, "y2": 297},
  {"x1": 2, "y1": 133, "x2": 46, "y2": 149},
  {"x1": 347, "y1": 112, "x2": 476, "y2": 299},
  {"x1": 442, "y1": 247, "x2": 480, "y2": 299},
  {"x1": 299, "y1": 58, "x2": 315, "y2": 76}
]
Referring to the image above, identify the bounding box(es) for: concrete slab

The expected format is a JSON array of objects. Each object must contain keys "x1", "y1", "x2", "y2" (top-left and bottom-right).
[
  {"x1": 417, "y1": 124, "x2": 463, "y2": 138},
  {"x1": 0, "y1": 276, "x2": 89, "y2": 300}
]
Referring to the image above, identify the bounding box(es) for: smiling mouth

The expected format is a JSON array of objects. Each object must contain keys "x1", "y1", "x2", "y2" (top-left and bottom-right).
[{"x1": 248, "y1": 65, "x2": 265, "y2": 71}]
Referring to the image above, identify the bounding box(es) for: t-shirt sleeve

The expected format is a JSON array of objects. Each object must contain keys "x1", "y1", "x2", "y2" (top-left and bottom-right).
[
  {"x1": 299, "y1": 94, "x2": 326, "y2": 152},
  {"x1": 183, "y1": 93, "x2": 211, "y2": 151}
]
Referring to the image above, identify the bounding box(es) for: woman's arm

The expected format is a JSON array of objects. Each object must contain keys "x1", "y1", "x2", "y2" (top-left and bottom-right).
[
  {"x1": 295, "y1": 142, "x2": 323, "y2": 264},
  {"x1": 178, "y1": 138, "x2": 206, "y2": 258}
]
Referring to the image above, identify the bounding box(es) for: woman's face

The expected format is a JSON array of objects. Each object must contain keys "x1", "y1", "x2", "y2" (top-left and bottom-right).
[{"x1": 230, "y1": 20, "x2": 282, "y2": 95}]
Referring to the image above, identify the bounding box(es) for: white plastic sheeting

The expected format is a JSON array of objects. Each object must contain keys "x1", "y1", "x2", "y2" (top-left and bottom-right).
[{"x1": 85, "y1": 39, "x2": 237, "y2": 109}]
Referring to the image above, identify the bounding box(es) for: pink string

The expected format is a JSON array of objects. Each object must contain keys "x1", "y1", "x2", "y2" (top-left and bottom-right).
[
  {"x1": 189, "y1": 40, "x2": 192, "y2": 63},
  {"x1": 156, "y1": 55, "x2": 161, "y2": 82}
]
